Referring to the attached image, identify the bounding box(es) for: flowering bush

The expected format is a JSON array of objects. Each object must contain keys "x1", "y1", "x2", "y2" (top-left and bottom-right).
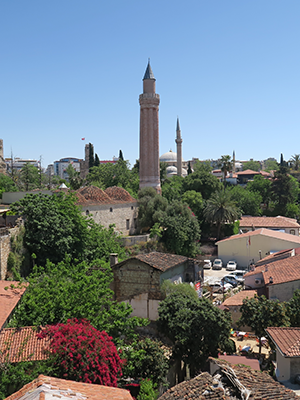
[{"x1": 37, "y1": 319, "x2": 124, "y2": 387}]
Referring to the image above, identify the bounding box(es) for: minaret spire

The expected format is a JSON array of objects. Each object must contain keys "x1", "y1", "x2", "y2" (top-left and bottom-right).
[
  {"x1": 139, "y1": 61, "x2": 161, "y2": 193},
  {"x1": 175, "y1": 117, "x2": 183, "y2": 177}
]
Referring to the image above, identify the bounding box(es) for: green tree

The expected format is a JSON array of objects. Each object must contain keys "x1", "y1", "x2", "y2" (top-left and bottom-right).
[
  {"x1": 246, "y1": 175, "x2": 272, "y2": 207},
  {"x1": 264, "y1": 158, "x2": 279, "y2": 172},
  {"x1": 157, "y1": 291, "x2": 231, "y2": 379},
  {"x1": 159, "y1": 200, "x2": 201, "y2": 257},
  {"x1": 119, "y1": 150, "x2": 124, "y2": 161},
  {"x1": 286, "y1": 290, "x2": 300, "y2": 326},
  {"x1": 94, "y1": 153, "x2": 100, "y2": 167},
  {"x1": 9, "y1": 258, "x2": 146, "y2": 341},
  {"x1": 160, "y1": 161, "x2": 167, "y2": 183},
  {"x1": 238, "y1": 295, "x2": 289, "y2": 355},
  {"x1": 137, "y1": 187, "x2": 168, "y2": 231},
  {"x1": 88, "y1": 143, "x2": 95, "y2": 170},
  {"x1": 161, "y1": 175, "x2": 184, "y2": 202},
  {"x1": 229, "y1": 185, "x2": 262, "y2": 216},
  {"x1": 218, "y1": 155, "x2": 232, "y2": 187},
  {"x1": 290, "y1": 154, "x2": 300, "y2": 171},
  {"x1": 243, "y1": 160, "x2": 261, "y2": 171},
  {"x1": 187, "y1": 161, "x2": 192, "y2": 175},
  {"x1": 0, "y1": 173, "x2": 17, "y2": 198},
  {"x1": 204, "y1": 189, "x2": 240, "y2": 240},
  {"x1": 137, "y1": 379, "x2": 158, "y2": 400},
  {"x1": 271, "y1": 166, "x2": 300, "y2": 215},
  {"x1": 181, "y1": 190, "x2": 203, "y2": 221},
  {"x1": 19, "y1": 163, "x2": 40, "y2": 191},
  {"x1": 122, "y1": 338, "x2": 169, "y2": 387},
  {"x1": 182, "y1": 167, "x2": 222, "y2": 200},
  {"x1": 65, "y1": 164, "x2": 84, "y2": 190}
]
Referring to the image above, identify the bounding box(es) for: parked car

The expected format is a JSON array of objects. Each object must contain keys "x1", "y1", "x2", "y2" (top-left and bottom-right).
[
  {"x1": 212, "y1": 259, "x2": 223, "y2": 270},
  {"x1": 222, "y1": 275, "x2": 238, "y2": 288},
  {"x1": 226, "y1": 260, "x2": 237, "y2": 271},
  {"x1": 209, "y1": 281, "x2": 233, "y2": 293},
  {"x1": 203, "y1": 260, "x2": 212, "y2": 269},
  {"x1": 228, "y1": 270, "x2": 246, "y2": 285}
]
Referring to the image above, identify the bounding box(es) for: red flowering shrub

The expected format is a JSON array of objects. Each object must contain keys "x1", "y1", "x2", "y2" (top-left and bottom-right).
[{"x1": 37, "y1": 319, "x2": 124, "y2": 387}]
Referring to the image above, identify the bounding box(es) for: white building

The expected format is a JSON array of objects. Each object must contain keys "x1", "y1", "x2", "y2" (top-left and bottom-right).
[{"x1": 53, "y1": 157, "x2": 81, "y2": 180}]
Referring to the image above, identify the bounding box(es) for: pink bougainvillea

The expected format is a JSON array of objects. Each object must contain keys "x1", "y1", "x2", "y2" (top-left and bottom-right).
[{"x1": 37, "y1": 319, "x2": 124, "y2": 387}]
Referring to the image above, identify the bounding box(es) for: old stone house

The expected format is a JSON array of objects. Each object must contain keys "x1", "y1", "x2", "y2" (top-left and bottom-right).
[
  {"x1": 266, "y1": 327, "x2": 300, "y2": 383},
  {"x1": 76, "y1": 186, "x2": 138, "y2": 236},
  {"x1": 111, "y1": 252, "x2": 202, "y2": 320}
]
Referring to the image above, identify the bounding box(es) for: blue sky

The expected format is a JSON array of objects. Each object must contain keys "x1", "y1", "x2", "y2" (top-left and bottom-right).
[{"x1": 1, "y1": 1, "x2": 300, "y2": 169}]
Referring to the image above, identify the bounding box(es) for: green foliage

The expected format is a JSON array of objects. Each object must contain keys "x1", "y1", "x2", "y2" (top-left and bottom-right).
[
  {"x1": 204, "y1": 189, "x2": 240, "y2": 239},
  {"x1": 8, "y1": 225, "x2": 31, "y2": 278},
  {"x1": 9, "y1": 258, "x2": 147, "y2": 342},
  {"x1": 289, "y1": 154, "x2": 300, "y2": 171},
  {"x1": 159, "y1": 200, "x2": 201, "y2": 257},
  {"x1": 138, "y1": 187, "x2": 168, "y2": 231},
  {"x1": 217, "y1": 155, "x2": 232, "y2": 187},
  {"x1": 157, "y1": 292, "x2": 231, "y2": 378},
  {"x1": 137, "y1": 379, "x2": 158, "y2": 400},
  {"x1": 119, "y1": 150, "x2": 124, "y2": 161},
  {"x1": 242, "y1": 160, "x2": 261, "y2": 171},
  {"x1": 264, "y1": 158, "x2": 279, "y2": 172},
  {"x1": 286, "y1": 290, "x2": 300, "y2": 326},
  {"x1": 246, "y1": 175, "x2": 272, "y2": 206},
  {"x1": 182, "y1": 190, "x2": 203, "y2": 221},
  {"x1": 88, "y1": 143, "x2": 95, "y2": 170},
  {"x1": 0, "y1": 173, "x2": 17, "y2": 198},
  {"x1": 149, "y1": 222, "x2": 163, "y2": 238},
  {"x1": 161, "y1": 280, "x2": 198, "y2": 300},
  {"x1": 271, "y1": 167, "x2": 300, "y2": 215},
  {"x1": 18, "y1": 163, "x2": 40, "y2": 191},
  {"x1": 182, "y1": 167, "x2": 221, "y2": 200},
  {"x1": 229, "y1": 185, "x2": 262, "y2": 216},
  {"x1": 160, "y1": 162, "x2": 168, "y2": 183},
  {"x1": 187, "y1": 161, "x2": 192, "y2": 175},
  {"x1": 238, "y1": 295, "x2": 289, "y2": 354},
  {"x1": 222, "y1": 220, "x2": 240, "y2": 237},
  {"x1": 161, "y1": 176, "x2": 184, "y2": 202},
  {"x1": 10, "y1": 192, "x2": 125, "y2": 270},
  {"x1": 122, "y1": 338, "x2": 168, "y2": 387}
]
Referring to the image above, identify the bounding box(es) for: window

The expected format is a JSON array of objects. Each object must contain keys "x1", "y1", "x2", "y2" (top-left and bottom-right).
[
  {"x1": 131, "y1": 206, "x2": 134, "y2": 210},
  {"x1": 86, "y1": 210, "x2": 89, "y2": 216},
  {"x1": 126, "y1": 219, "x2": 130, "y2": 230},
  {"x1": 290, "y1": 229, "x2": 295, "y2": 235},
  {"x1": 110, "y1": 207, "x2": 113, "y2": 212},
  {"x1": 134, "y1": 218, "x2": 137, "y2": 229}
]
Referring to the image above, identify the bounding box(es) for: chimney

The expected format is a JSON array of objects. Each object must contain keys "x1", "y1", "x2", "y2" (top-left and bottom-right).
[{"x1": 110, "y1": 253, "x2": 118, "y2": 267}]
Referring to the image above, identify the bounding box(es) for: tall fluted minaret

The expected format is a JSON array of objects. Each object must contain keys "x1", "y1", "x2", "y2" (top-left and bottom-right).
[
  {"x1": 139, "y1": 60, "x2": 161, "y2": 193},
  {"x1": 175, "y1": 117, "x2": 183, "y2": 177}
]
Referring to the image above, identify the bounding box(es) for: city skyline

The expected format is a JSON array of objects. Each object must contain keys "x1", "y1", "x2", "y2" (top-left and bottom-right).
[{"x1": 1, "y1": 1, "x2": 300, "y2": 169}]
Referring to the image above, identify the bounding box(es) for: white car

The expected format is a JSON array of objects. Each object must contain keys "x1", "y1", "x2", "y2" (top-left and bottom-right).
[
  {"x1": 212, "y1": 259, "x2": 223, "y2": 270},
  {"x1": 203, "y1": 260, "x2": 212, "y2": 269},
  {"x1": 228, "y1": 270, "x2": 246, "y2": 284},
  {"x1": 226, "y1": 260, "x2": 237, "y2": 271},
  {"x1": 209, "y1": 281, "x2": 233, "y2": 293}
]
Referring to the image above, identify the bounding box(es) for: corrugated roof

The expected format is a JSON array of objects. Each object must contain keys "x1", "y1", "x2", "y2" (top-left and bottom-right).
[
  {"x1": 0, "y1": 327, "x2": 49, "y2": 363},
  {"x1": 240, "y1": 216, "x2": 300, "y2": 229},
  {"x1": 0, "y1": 281, "x2": 28, "y2": 330},
  {"x1": 217, "y1": 228, "x2": 300, "y2": 244},
  {"x1": 266, "y1": 327, "x2": 300, "y2": 357},
  {"x1": 4, "y1": 375, "x2": 133, "y2": 400}
]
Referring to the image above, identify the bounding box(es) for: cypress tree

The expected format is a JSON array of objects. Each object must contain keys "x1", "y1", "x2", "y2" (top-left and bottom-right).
[
  {"x1": 119, "y1": 150, "x2": 124, "y2": 161},
  {"x1": 94, "y1": 153, "x2": 100, "y2": 167},
  {"x1": 88, "y1": 143, "x2": 95, "y2": 170}
]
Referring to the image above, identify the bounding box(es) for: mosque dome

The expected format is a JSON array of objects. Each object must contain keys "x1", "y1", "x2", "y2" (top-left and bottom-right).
[
  {"x1": 166, "y1": 165, "x2": 177, "y2": 178},
  {"x1": 160, "y1": 150, "x2": 177, "y2": 163}
]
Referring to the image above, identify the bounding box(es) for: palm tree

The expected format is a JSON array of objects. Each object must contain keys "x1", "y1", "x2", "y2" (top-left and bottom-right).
[
  {"x1": 204, "y1": 189, "x2": 240, "y2": 240},
  {"x1": 289, "y1": 154, "x2": 300, "y2": 171},
  {"x1": 218, "y1": 155, "x2": 233, "y2": 187}
]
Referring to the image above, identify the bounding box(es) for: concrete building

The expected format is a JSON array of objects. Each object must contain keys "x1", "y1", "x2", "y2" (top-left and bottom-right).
[
  {"x1": 216, "y1": 228, "x2": 300, "y2": 268},
  {"x1": 53, "y1": 157, "x2": 81, "y2": 180},
  {"x1": 111, "y1": 252, "x2": 202, "y2": 320},
  {"x1": 239, "y1": 216, "x2": 300, "y2": 236},
  {"x1": 5, "y1": 157, "x2": 40, "y2": 173},
  {"x1": 139, "y1": 61, "x2": 161, "y2": 193}
]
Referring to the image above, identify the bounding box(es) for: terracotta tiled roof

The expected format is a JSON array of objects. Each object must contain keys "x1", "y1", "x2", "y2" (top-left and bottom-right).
[
  {"x1": 218, "y1": 355, "x2": 260, "y2": 370},
  {"x1": 104, "y1": 186, "x2": 136, "y2": 202},
  {"x1": 240, "y1": 215, "x2": 300, "y2": 229},
  {"x1": 0, "y1": 327, "x2": 49, "y2": 363},
  {"x1": 245, "y1": 253, "x2": 300, "y2": 285},
  {"x1": 0, "y1": 281, "x2": 28, "y2": 330},
  {"x1": 158, "y1": 372, "x2": 227, "y2": 399},
  {"x1": 222, "y1": 290, "x2": 257, "y2": 306},
  {"x1": 76, "y1": 185, "x2": 136, "y2": 205},
  {"x1": 236, "y1": 169, "x2": 260, "y2": 175},
  {"x1": 209, "y1": 358, "x2": 300, "y2": 399},
  {"x1": 135, "y1": 252, "x2": 190, "y2": 272},
  {"x1": 216, "y1": 228, "x2": 300, "y2": 244},
  {"x1": 4, "y1": 375, "x2": 133, "y2": 400},
  {"x1": 259, "y1": 170, "x2": 271, "y2": 177},
  {"x1": 266, "y1": 327, "x2": 300, "y2": 357}
]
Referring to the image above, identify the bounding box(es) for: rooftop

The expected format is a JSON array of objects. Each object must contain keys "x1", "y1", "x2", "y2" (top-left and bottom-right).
[
  {"x1": 266, "y1": 327, "x2": 300, "y2": 357},
  {"x1": 4, "y1": 375, "x2": 133, "y2": 400},
  {"x1": 222, "y1": 290, "x2": 257, "y2": 306},
  {"x1": 0, "y1": 281, "x2": 28, "y2": 330},
  {"x1": 0, "y1": 327, "x2": 49, "y2": 363},
  {"x1": 240, "y1": 215, "x2": 300, "y2": 229},
  {"x1": 76, "y1": 185, "x2": 136, "y2": 205},
  {"x1": 236, "y1": 169, "x2": 261, "y2": 175},
  {"x1": 216, "y1": 228, "x2": 300, "y2": 245}
]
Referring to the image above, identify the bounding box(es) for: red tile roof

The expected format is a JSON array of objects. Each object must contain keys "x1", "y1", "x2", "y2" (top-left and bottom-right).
[
  {"x1": 218, "y1": 355, "x2": 260, "y2": 370},
  {"x1": 266, "y1": 327, "x2": 300, "y2": 357},
  {"x1": 4, "y1": 375, "x2": 133, "y2": 400},
  {"x1": 259, "y1": 170, "x2": 271, "y2": 177},
  {"x1": 76, "y1": 185, "x2": 136, "y2": 205},
  {"x1": 0, "y1": 327, "x2": 49, "y2": 363},
  {"x1": 236, "y1": 169, "x2": 260, "y2": 175},
  {"x1": 240, "y1": 215, "x2": 300, "y2": 229},
  {"x1": 0, "y1": 281, "x2": 28, "y2": 329},
  {"x1": 216, "y1": 228, "x2": 300, "y2": 245},
  {"x1": 222, "y1": 290, "x2": 257, "y2": 306},
  {"x1": 244, "y1": 253, "x2": 300, "y2": 286}
]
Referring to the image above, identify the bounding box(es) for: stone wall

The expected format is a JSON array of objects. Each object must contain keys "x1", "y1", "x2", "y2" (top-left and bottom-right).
[
  {"x1": 269, "y1": 280, "x2": 300, "y2": 302},
  {"x1": 0, "y1": 225, "x2": 20, "y2": 280},
  {"x1": 81, "y1": 202, "x2": 138, "y2": 235}
]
